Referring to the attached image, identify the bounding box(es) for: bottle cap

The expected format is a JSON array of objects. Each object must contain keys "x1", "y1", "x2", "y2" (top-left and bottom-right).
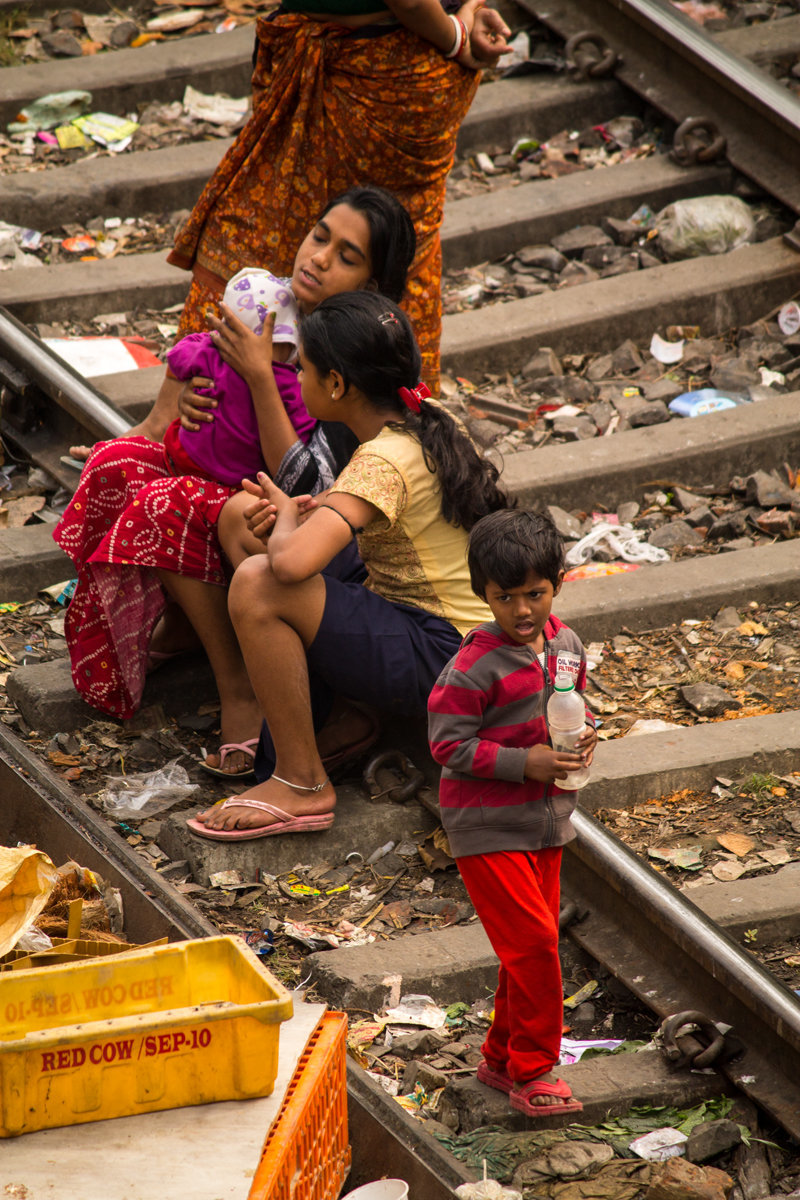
[{"x1": 554, "y1": 672, "x2": 575, "y2": 691}]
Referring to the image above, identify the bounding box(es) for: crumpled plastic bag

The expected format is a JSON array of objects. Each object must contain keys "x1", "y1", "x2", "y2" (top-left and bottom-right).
[
  {"x1": 655, "y1": 195, "x2": 755, "y2": 260},
  {"x1": 8, "y1": 89, "x2": 92, "y2": 134},
  {"x1": 456, "y1": 1183, "x2": 522, "y2": 1200},
  {"x1": 101, "y1": 758, "x2": 199, "y2": 819},
  {"x1": 0, "y1": 845, "x2": 59, "y2": 957},
  {"x1": 565, "y1": 522, "x2": 669, "y2": 567}
]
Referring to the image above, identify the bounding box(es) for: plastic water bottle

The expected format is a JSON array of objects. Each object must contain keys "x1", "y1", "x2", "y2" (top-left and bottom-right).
[{"x1": 546, "y1": 672, "x2": 590, "y2": 791}]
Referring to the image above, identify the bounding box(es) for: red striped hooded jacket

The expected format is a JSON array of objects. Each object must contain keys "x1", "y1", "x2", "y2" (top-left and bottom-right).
[{"x1": 427, "y1": 616, "x2": 593, "y2": 859}]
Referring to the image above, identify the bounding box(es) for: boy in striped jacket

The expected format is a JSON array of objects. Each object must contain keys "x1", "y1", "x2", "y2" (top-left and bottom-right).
[{"x1": 427, "y1": 509, "x2": 596, "y2": 1118}]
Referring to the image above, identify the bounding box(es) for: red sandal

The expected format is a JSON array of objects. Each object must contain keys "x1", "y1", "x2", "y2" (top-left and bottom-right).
[{"x1": 509, "y1": 1075, "x2": 583, "y2": 1117}]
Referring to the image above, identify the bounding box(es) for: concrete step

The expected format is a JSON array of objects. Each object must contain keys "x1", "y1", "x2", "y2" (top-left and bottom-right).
[
  {"x1": 4, "y1": 235, "x2": 797, "y2": 377},
  {"x1": 302, "y1": 849, "x2": 800, "y2": 1006},
  {"x1": 442, "y1": 237, "x2": 800, "y2": 374},
  {"x1": 7, "y1": 544, "x2": 798, "y2": 720}
]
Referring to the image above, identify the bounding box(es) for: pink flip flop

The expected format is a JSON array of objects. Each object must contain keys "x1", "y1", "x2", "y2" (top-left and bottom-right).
[
  {"x1": 509, "y1": 1075, "x2": 583, "y2": 1118},
  {"x1": 199, "y1": 738, "x2": 260, "y2": 780},
  {"x1": 476, "y1": 1060, "x2": 514, "y2": 1094},
  {"x1": 186, "y1": 797, "x2": 335, "y2": 841}
]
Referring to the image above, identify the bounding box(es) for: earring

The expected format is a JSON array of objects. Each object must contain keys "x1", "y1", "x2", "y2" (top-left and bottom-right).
[{"x1": 331, "y1": 390, "x2": 336, "y2": 399}]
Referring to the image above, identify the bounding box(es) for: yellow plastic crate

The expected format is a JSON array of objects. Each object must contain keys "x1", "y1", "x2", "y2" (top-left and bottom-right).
[{"x1": 0, "y1": 936, "x2": 293, "y2": 1137}]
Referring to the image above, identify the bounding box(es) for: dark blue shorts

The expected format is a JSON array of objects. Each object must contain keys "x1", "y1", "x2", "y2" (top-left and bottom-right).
[{"x1": 254, "y1": 574, "x2": 462, "y2": 781}]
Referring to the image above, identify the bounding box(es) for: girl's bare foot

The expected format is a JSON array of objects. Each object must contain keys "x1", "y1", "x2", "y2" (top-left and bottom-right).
[
  {"x1": 195, "y1": 774, "x2": 335, "y2": 831},
  {"x1": 201, "y1": 694, "x2": 262, "y2": 776}
]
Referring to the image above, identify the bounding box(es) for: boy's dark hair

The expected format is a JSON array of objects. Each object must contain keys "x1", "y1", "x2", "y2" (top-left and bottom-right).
[{"x1": 468, "y1": 509, "x2": 565, "y2": 597}]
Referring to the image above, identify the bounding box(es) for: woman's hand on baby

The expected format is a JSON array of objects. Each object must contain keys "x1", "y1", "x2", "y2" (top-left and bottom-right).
[
  {"x1": 208, "y1": 305, "x2": 275, "y2": 383},
  {"x1": 178, "y1": 376, "x2": 217, "y2": 431},
  {"x1": 524, "y1": 744, "x2": 586, "y2": 783}
]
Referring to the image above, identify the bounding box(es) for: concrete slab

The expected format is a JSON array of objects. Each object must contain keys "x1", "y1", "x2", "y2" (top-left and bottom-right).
[
  {"x1": 578, "y1": 710, "x2": 800, "y2": 812},
  {"x1": 681, "y1": 862, "x2": 800, "y2": 941},
  {"x1": 306, "y1": 922, "x2": 498, "y2": 1011},
  {"x1": 441, "y1": 237, "x2": 800, "y2": 374},
  {"x1": 300, "y1": 844, "x2": 800, "y2": 1015},
  {"x1": 440, "y1": 1049, "x2": 727, "y2": 1133},
  {"x1": 5, "y1": 654, "x2": 218, "y2": 733},
  {"x1": 1, "y1": 139, "x2": 229, "y2": 230},
  {"x1": 457, "y1": 74, "x2": 629, "y2": 155},
  {"x1": 553, "y1": 540, "x2": 800, "y2": 642},
  {"x1": 5, "y1": 544, "x2": 797, "y2": 730},
  {"x1": 158, "y1": 784, "x2": 439, "y2": 888},
  {"x1": 502, "y1": 391, "x2": 800, "y2": 512},
  {"x1": 0, "y1": 25, "x2": 257, "y2": 129},
  {"x1": 0, "y1": 524, "x2": 72, "y2": 602},
  {"x1": 0, "y1": 252, "x2": 191, "y2": 326}
]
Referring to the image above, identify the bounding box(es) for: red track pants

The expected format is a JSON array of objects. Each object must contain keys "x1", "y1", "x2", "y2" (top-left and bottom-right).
[{"x1": 457, "y1": 846, "x2": 563, "y2": 1083}]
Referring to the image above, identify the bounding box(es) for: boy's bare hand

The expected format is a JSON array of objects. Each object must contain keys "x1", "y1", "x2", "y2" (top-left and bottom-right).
[
  {"x1": 575, "y1": 724, "x2": 598, "y2": 767},
  {"x1": 524, "y1": 744, "x2": 587, "y2": 783}
]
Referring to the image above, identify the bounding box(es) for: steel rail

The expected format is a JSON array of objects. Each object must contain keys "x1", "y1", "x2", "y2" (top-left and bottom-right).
[
  {"x1": 515, "y1": 0, "x2": 800, "y2": 214},
  {"x1": 564, "y1": 809, "x2": 800, "y2": 1138},
  {"x1": 0, "y1": 305, "x2": 132, "y2": 441}
]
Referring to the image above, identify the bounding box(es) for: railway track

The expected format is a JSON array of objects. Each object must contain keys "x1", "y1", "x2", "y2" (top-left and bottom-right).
[{"x1": 1, "y1": 0, "x2": 800, "y2": 1188}]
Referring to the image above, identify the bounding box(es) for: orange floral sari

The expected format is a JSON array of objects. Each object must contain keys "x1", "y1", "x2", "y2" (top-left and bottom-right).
[{"x1": 168, "y1": 15, "x2": 479, "y2": 390}]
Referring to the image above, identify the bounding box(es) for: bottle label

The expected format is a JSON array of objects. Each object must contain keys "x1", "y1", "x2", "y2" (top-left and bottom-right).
[{"x1": 555, "y1": 651, "x2": 581, "y2": 681}]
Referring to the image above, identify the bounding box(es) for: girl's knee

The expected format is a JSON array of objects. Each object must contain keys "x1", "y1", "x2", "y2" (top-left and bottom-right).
[{"x1": 228, "y1": 555, "x2": 277, "y2": 622}]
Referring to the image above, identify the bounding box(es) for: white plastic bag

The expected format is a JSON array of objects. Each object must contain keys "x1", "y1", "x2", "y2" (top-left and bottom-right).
[
  {"x1": 655, "y1": 195, "x2": 755, "y2": 260},
  {"x1": 101, "y1": 759, "x2": 199, "y2": 819},
  {"x1": 565, "y1": 522, "x2": 669, "y2": 567}
]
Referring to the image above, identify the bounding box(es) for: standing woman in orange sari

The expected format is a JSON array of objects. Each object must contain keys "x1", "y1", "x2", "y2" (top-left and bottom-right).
[{"x1": 131, "y1": 0, "x2": 510, "y2": 442}]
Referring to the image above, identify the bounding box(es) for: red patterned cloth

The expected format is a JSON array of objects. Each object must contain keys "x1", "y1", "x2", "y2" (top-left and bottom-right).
[
  {"x1": 168, "y1": 16, "x2": 479, "y2": 390},
  {"x1": 53, "y1": 436, "x2": 234, "y2": 719}
]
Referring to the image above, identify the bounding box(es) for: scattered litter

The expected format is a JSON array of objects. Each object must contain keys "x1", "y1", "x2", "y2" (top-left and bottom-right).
[
  {"x1": 38, "y1": 579, "x2": 76, "y2": 606},
  {"x1": 565, "y1": 522, "x2": 670, "y2": 567},
  {"x1": 385, "y1": 994, "x2": 447, "y2": 1029},
  {"x1": 182, "y1": 85, "x2": 249, "y2": 127},
  {"x1": 73, "y1": 112, "x2": 139, "y2": 149},
  {"x1": 564, "y1": 562, "x2": 641, "y2": 581},
  {"x1": 563, "y1": 980, "x2": 599, "y2": 1009},
  {"x1": 668, "y1": 388, "x2": 748, "y2": 417},
  {"x1": 101, "y1": 759, "x2": 199, "y2": 819},
  {"x1": 777, "y1": 301, "x2": 800, "y2": 337},
  {"x1": 625, "y1": 719, "x2": 682, "y2": 736},
  {"x1": 650, "y1": 331, "x2": 684, "y2": 364},
  {"x1": 629, "y1": 1127, "x2": 688, "y2": 1161},
  {"x1": 8, "y1": 90, "x2": 91, "y2": 133},
  {"x1": 43, "y1": 336, "x2": 162, "y2": 377},
  {"x1": 648, "y1": 845, "x2": 704, "y2": 871},
  {"x1": 560, "y1": 1036, "x2": 625, "y2": 1063},
  {"x1": 655, "y1": 195, "x2": 756, "y2": 259}
]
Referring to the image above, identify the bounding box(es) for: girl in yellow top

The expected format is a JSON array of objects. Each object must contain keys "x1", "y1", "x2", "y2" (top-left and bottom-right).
[{"x1": 188, "y1": 290, "x2": 509, "y2": 840}]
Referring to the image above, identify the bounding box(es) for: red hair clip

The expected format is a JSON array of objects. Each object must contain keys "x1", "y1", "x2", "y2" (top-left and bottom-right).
[{"x1": 398, "y1": 382, "x2": 431, "y2": 413}]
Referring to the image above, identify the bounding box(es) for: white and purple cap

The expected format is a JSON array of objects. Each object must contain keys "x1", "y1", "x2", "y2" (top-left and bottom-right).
[{"x1": 222, "y1": 268, "x2": 300, "y2": 353}]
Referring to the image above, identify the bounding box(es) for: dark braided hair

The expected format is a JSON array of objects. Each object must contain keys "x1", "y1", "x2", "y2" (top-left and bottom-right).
[{"x1": 299, "y1": 291, "x2": 509, "y2": 530}]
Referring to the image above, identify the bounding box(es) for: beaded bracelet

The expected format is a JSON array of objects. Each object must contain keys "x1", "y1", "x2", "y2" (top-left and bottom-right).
[{"x1": 444, "y1": 13, "x2": 467, "y2": 58}]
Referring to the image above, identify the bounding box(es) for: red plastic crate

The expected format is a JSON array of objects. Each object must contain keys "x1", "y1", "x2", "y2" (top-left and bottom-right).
[{"x1": 248, "y1": 1011, "x2": 350, "y2": 1200}]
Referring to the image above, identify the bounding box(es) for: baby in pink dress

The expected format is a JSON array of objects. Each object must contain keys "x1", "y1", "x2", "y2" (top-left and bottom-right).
[{"x1": 165, "y1": 268, "x2": 313, "y2": 487}]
